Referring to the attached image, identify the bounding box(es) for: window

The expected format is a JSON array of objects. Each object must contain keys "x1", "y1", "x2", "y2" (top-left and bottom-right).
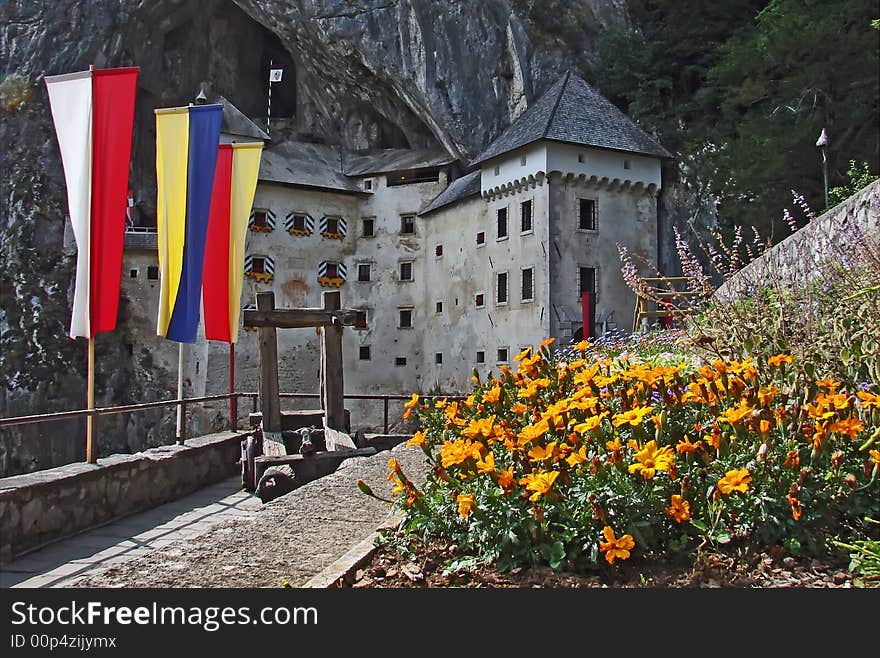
[
  {"x1": 324, "y1": 262, "x2": 339, "y2": 279},
  {"x1": 476, "y1": 231, "x2": 485, "y2": 246},
  {"x1": 362, "y1": 218, "x2": 375, "y2": 237},
  {"x1": 497, "y1": 207, "x2": 508, "y2": 239},
  {"x1": 579, "y1": 267, "x2": 597, "y2": 297},
  {"x1": 435, "y1": 244, "x2": 443, "y2": 257},
  {"x1": 129, "y1": 269, "x2": 138, "y2": 278},
  {"x1": 435, "y1": 301, "x2": 443, "y2": 314},
  {"x1": 521, "y1": 267, "x2": 534, "y2": 302},
  {"x1": 493, "y1": 165, "x2": 500, "y2": 176},
  {"x1": 496, "y1": 272, "x2": 508, "y2": 305},
  {"x1": 520, "y1": 155, "x2": 527, "y2": 166},
  {"x1": 251, "y1": 209, "x2": 270, "y2": 229},
  {"x1": 359, "y1": 345, "x2": 371, "y2": 360},
  {"x1": 400, "y1": 215, "x2": 415, "y2": 234},
  {"x1": 363, "y1": 178, "x2": 373, "y2": 190},
  {"x1": 147, "y1": 266, "x2": 159, "y2": 280},
  {"x1": 497, "y1": 347, "x2": 509, "y2": 364},
  {"x1": 355, "y1": 311, "x2": 368, "y2": 329},
  {"x1": 251, "y1": 257, "x2": 266, "y2": 274},
  {"x1": 399, "y1": 261, "x2": 413, "y2": 281},
  {"x1": 399, "y1": 308, "x2": 413, "y2": 328},
  {"x1": 395, "y1": 357, "x2": 407, "y2": 366},
  {"x1": 521, "y1": 200, "x2": 533, "y2": 233},
  {"x1": 476, "y1": 350, "x2": 485, "y2": 364},
  {"x1": 475, "y1": 292, "x2": 485, "y2": 308},
  {"x1": 291, "y1": 214, "x2": 307, "y2": 231},
  {"x1": 325, "y1": 217, "x2": 340, "y2": 235},
  {"x1": 623, "y1": 159, "x2": 631, "y2": 170},
  {"x1": 357, "y1": 263, "x2": 371, "y2": 282},
  {"x1": 578, "y1": 198, "x2": 597, "y2": 231},
  {"x1": 435, "y1": 352, "x2": 443, "y2": 365},
  {"x1": 578, "y1": 153, "x2": 585, "y2": 163}
]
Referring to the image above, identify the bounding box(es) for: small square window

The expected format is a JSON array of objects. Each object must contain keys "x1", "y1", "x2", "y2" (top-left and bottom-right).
[
  {"x1": 291, "y1": 214, "x2": 307, "y2": 231},
  {"x1": 476, "y1": 231, "x2": 485, "y2": 246},
  {"x1": 476, "y1": 350, "x2": 485, "y2": 364},
  {"x1": 475, "y1": 292, "x2": 485, "y2": 308},
  {"x1": 399, "y1": 308, "x2": 413, "y2": 328},
  {"x1": 578, "y1": 153, "x2": 585, "y2": 163},
  {"x1": 251, "y1": 209, "x2": 270, "y2": 228},
  {"x1": 623, "y1": 159, "x2": 631, "y2": 170},
  {"x1": 325, "y1": 217, "x2": 340, "y2": 234},
  {"x1": 493, "y1": 165, "x2": 500, "y2": 176},
  {"x1": 147, "y1": 266, "x2": 159, "y2": 280},
  {"x1": 355, "y1": 311, "x2": 368, "y2": 329},
  {"x1": 497, "y1": 207, "x2": 508, "y2": 239},
  {"x1": 435, "y1": 352, "x2": 443, "y2": 364},
  {"x1": 359, "y1": 345, "x2": 371, "y2": 360},
  {"x1": 579, "y1": 199, "x2": 597, "y2": 231},
  {"x1": 520, "y1": 155, "x2": 527, "y2": 166},
  {"x1": 251, "y1": 257, "x2": 266, "y2": 274},
  {"x1": 435, "y1": 244, "x2": 443, "y2": 257},
  {"x1": 395, "y1": 356, "x2": 407, "y2": 367},
  {"x1": 325, "y1": 262, "x2": 339, "y2": 279},
  {"x1": 521, "y1": 267, "x2": 534, "y2": 302},
  {"x1": 435, "y1": 301, "x2": 443, "y2": 314},
  {"x1": 358, "y1": 263, "x2": 371, "y2": 282},
  {"x1": 399, "y1": 261, "x2": 413, "y2": 281},
  {"x1": 521, "y1": 200, "x2": 533, "y2": 233},
  {"x1": 400, "y1": 215, "x2": 415, "y2": 234},
  {"x1": 364, "y1": 178, "x2": 373, "y2": 190},
  {"x1": 362, "y1": 218, "x2": 375, "y2": 237},
  {"x1": 130, "y1": 269, "x2": 138, "y2": 278},
  {"x1": 497, "y1": 347, "x2": 509, "y2": 363}
]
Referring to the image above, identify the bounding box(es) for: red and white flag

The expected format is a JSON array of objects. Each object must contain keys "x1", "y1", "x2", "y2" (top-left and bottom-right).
[{"x1": 45, "y1": 66, "x2": 139, "y2": 339}]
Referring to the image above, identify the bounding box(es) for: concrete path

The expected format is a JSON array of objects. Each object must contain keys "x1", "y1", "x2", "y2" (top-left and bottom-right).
[{"x1": 0, "y1": 476, "x2": 261, "y2": 588}]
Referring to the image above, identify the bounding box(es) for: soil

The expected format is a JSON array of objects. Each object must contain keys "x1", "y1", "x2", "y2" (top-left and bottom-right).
[{"x1": 347, "y1": 536, "x2": 877, "y2": 588}]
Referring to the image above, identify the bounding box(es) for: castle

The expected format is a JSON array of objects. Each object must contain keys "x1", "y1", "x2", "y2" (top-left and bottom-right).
[{"x1": 120, "y1": 70, "x2": 670, "y2": 431}]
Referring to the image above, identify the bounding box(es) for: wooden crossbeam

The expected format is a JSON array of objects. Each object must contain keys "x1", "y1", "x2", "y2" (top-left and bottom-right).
[{"x1": 244, "y1": 308, "x2": 358, "y2": 329}]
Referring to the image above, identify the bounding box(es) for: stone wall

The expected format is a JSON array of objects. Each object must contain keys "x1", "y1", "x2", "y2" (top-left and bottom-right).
[{"x1": 0, "y1": 431, "x2": 247, "y2": 564}]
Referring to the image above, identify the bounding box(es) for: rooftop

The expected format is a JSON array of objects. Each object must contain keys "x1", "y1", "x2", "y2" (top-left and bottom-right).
[
  {"x1": 472, "y1": 71, "x2": 672, "y2": 165},
  {"x1": 419, "y1": 170, "x2": 482, "y2": 216},
  {"x1": 258, "y1": 141, "x2": 364, "y2": 194},
  {"x1": 344, "y1": 147, "x2": 456, "y2": 177},
  {"x1": 216, "y1": 95, "x2": 270, "y2": 142}
]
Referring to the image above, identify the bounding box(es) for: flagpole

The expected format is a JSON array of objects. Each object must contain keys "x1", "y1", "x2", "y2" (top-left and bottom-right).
[
  {"x1": 229, "y1": 343, "x2": 237, "y2": 431},
  {"x1": 267, "y1": 59, "x2": 273, "y2": 135},
  {"x1": 86, "y1": 336, "x2": 96, "y2": 463},
  {"x1": 176, "y1": 342, "x2": 185, "y2": 444}
]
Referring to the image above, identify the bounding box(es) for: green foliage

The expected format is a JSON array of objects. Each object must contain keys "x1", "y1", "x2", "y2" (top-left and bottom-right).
[
  {"x1": 0, "y1": 74, "x2": 33, "y2": 113},
  {"x1": 828, "y1": 160, "x2": 878, "y2": 209},
  {"x1": 833, "y1": 518, "x2": 880, "y2": 585}
]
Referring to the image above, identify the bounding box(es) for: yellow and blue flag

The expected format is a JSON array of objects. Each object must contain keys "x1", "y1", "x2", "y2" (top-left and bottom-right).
[{"x1": 155, "y1": 104, "x2": 223, "y2": 343}]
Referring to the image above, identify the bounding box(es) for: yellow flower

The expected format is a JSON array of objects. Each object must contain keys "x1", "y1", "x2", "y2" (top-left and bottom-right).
[
  {"x1": 476, "y1": 451, "x2": 495, "y2": 475},
  {"x1": 573, "y1": 414, "x2": 606, "y2": 435},
  {"x1": 759, "y1": 419, "x2": 771, "y2": 434},
  {"x1": 768, "y1": 353, "x2": 795, "y2": 367},
  {"x1": 665, "y1": 495, "x2": 691, "y2": 523},
  {"x1": 716, "y1": 468, "x2": 751, "y2": 495},
  {"x1": 511, "y1": 402, "x2": 528, "y2": 414},
  {"x1": 402, "y1": 393, "x2": 419, "y2": 419},
  {"x1": 483, "y1": 386, "x2": 501, "y2": 404},
  {"x1": 440, "y1": 439, "x2": 481, "y2": 468},
  {"x1": 462, "y1": 416, "x2": 497, "y2": 440},
  {"x1": 518, "y1": 470, "x2": 560, "y2": 501},
  {"x1": 611, "y1": 405, "x2": 654, "y2": 427},
  {"x1": 518, "y1": 419, "x2": 551, "y2": 445},
  {"x1": 406, "y1": 430, "x2": 426, "y2": 448},
  {"x1": 528, "y1": 441, "x2": 558, "y2": 463},
  {"x1": 857, "y1": 391, "x2": 880, "y2": 410},
  {"x1": 434, "y1": 398, "x2": 448, "y2": 409},
  {"x1": 718, "y1": 400, "x2": 754, "y2": 425},
  {"x1": 815, "y1": 378, "x2": 841, "y2": 390},
  {"x1": 827, "y1": 417, "x2": 864, "y2": 439},
  {"x1": 628, "y1": 440, "x2": 675, "y2": 479},
  {"x1": 456, "y1": 493, "x2": 476, "y2": 519},
  {"x1": 869, "y1": 449, "x2": 880, "y2": 467},
  {"x1": 572, "y1": 339, "x2": 591, "y2": 352},
  {"x1": 605, "y1": 437, "x2": 623, "y2": 452},
  {"x1": 598, "y1": 526, "x2": 635, "y2": 565},
  {"x1": 496, "y1": 467, "x2": 516, "y2": 492},
  {"x1": 539, "y1": 337, "x2": 556, "y2": 350},
  {"x1": 514, "y1": 347, "x2": 532, "y2": 362},
  {"x1": 675, "y1": 435, "x2": 702, "y2": 454},
  {"x1": 566, "y1": 445, "x2": 587, "y2": 468}
]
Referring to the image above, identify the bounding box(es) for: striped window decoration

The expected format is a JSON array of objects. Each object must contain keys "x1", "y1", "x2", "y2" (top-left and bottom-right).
[
  {"x1": 319, "y1": 215, "x2": 347, "y2": 240},
  {"x1": 241, "y1": 303, "x2": 257, "y2": 332},
  {"x1": 248, "y1": 208, "x2": 276, "y2": 232},
  {"x1": 284, "y1": 212, "x2": 314, "y2": 237},
  {"x1": 244, "y1": 254, "x2": 274, "y2": 283},
  {"x1": 317, "y1": 260, "x2": 347, "y2": 287}
]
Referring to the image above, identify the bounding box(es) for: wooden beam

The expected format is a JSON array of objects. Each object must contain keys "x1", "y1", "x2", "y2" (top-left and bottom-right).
[
  {"x1": 256, "y1": 292, "x2": 283, "y2": 452},
  {"x1": 243, "y1": 308, "x2": 358, "y2": 329},
  {"x1": 321, "y1": 291, "x2": 346, "y2": 431}
]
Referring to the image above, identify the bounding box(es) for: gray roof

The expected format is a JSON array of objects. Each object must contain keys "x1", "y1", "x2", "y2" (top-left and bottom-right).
[
  {"x1": 123, "y1": 230, "x2": 157, "y2": 251},
  {"x1": 344, "y1": 147, "x2": 456, "y2": 176},
  {"x1": 472, "y1": 71, "x2": 671, "y2": 165},
  {"x1": 419, "y1": 170, "x2": 482, "y2": 216},
  {"x1": 216, "y1": 95, "x2": 270, "y2": 142},
  {"x1": 258, "y1": 141, "x2": 364, "y2": 194}
]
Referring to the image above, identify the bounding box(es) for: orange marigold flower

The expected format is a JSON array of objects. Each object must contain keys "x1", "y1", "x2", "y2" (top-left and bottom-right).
[
  {"x1": 628, "y1": 440, "x2": 675, "y2": 480},
  {"x1": 815, "y1": 378, "x2": 841, "y2": 390},
  {"x1": 665, "y1": 495, "x2": 691, "y2": 523},
  {"x1": 402, "y1": 393, "x2": 420, "y2": 419},
  {"x1": 406, "y1": 430, "x2": 426, "y2": 448},
  {"x1": 786, "y1": 494, "x2": 803, "y2": 521},
  {"x1": 717, "y1": 468, "x2": 751, "y2": 495},
  {"x1": 857, "y1": 391, "x2": 880, "y2": 410},
  {"x1": 606, "y1": 437, "x2": 623, "y2": 452},
  {"x1": 518, "y1": 470, "x2": 560, "y2": 501},
  {"x1": 718, "y1": 400, "x2": 754, "y2": 425},
  {"x1": 598, "y1": 526, "x2": 635, "y2": 565},
  {"x1": 440, "y1": 439, "x2": 481, "y2": 468},
  {"x1": 496, "y1": 466, "x2": 516, "y2": 491},
  {"x1": 611, "y1": 405, "x2": 654, "y2": 428},
  {"x1": 456, "y1": 493, "x2": 476, "y2": 519},
  {"x1": 768, "y1": 353, "x2": 795, "y2": 367},
  {"x1": 514, "y1": 347, "x2": 532, "y2": 362},
  {"x1": 476, "y1": 451, "x2": 495, "y2": 475},
  {"x1": 511, "y1": 402, "x2": 528, "y2": 414},
  {"x1": 573, "y1": 414, "x2": 605, "y2": 435},
  {"x1": 759, "y1": 419, "x2": 771, "y2": 434},
  {"x1": 482, "y1": 386, "x2": 501, "y2": 404},
  {"x1": 827, "y1": 417, "x2": 864, "y2": 439},
  {"x1": 572, "y1": 339, "x2": 591, "y2": 352},
  {"x1": 676, "y1": 435, "x2": 703, "y2": 454},
  {"x1": 528, "y1": 441, "x2": 558, "y2": 463},
  {"x1": 434, "y1": 397, "x2": 448, "y2": 409},
  {"x1": 539, "y1": 337, "x2": 556, "y2": 349},
  {"x1": 869, "y1": 449, "x2": 880, "y2": 466},
  {"x1": 566, "y1": 445, "x2": 588, "y2": 468}
]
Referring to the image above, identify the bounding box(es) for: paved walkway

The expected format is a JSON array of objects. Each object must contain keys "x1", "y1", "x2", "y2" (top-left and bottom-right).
[{"x1": 0, "y1": 477, "x2": 262, "y2": 588}]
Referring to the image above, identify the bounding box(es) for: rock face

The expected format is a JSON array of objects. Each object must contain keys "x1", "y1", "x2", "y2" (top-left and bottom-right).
[{"x1": 0, "y1": 0, "x2": 631, "y2": 476}]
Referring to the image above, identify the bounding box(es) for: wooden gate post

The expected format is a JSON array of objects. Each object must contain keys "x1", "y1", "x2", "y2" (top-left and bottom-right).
[
  {"x1": 256, "y1": 291, "x2": 284, "y2": 455},
  {"x1": 321, "y1": 290, "x2": 345, "y2": 431}
]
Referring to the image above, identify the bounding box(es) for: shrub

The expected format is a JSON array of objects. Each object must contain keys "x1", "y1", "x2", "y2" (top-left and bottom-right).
[{"x1": 369, "y1": 340, "x2": 878, "y2": 572}]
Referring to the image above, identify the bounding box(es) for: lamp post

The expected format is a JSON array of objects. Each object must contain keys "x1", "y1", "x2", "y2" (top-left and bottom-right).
[{"x1": 816, "y1": 128, "x2": 829, "y2": 209}]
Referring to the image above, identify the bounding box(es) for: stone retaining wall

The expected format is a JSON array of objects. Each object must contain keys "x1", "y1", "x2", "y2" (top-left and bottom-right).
[{"x1": 0, "y1": 431, "x2": 247, "y2": 564}]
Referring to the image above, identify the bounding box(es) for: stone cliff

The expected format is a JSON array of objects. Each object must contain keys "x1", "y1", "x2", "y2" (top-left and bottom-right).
[{"x1": 0, "y1": 0, "x2": 633, "y2": 475}]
